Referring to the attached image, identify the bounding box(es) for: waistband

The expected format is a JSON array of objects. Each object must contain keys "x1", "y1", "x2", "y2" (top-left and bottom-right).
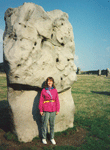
[{"x1": 43, "y1": 100, "x2": 55, "y2": 104}]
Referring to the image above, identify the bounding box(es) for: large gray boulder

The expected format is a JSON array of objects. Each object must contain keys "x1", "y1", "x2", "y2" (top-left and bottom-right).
[{"x1": 3, "y1": 2, "x2": 77, "y2": 142}]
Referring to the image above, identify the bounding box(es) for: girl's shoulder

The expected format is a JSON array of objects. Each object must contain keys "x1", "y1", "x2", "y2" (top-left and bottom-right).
[
  {"x1": 52, "y1": 88, "x2": 58, "y2": 93},
  {"x1": 42, "y1": 88, "x2": 46, "y2": 91},
  {"x1": 41, "y1": 88, "x2": 46, "y2": 93}
]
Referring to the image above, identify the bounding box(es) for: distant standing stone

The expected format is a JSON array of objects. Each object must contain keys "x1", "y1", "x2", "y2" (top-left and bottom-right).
[
  {"x1": 106, "y1": 68, "x2": 110, "y2": 77},
  {"x1": 77, "y1": 67, "x2": 81, "y2": 74},
  {"x1": 98, "y1": 70, "x2": 101, "y2": 76}
]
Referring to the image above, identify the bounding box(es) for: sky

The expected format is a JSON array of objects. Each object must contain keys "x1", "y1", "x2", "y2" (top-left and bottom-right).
[{"x1": 0, "y1": 0, "x2": 110, "y2": 71}]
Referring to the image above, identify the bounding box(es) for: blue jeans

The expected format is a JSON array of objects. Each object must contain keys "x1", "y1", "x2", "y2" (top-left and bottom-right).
[{"x1": 41, "y1": 111, "x2": 56, "y2": 139}]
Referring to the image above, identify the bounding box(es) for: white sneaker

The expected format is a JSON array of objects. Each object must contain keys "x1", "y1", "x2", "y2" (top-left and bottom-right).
[
  {"x1": 42, "y1": 139, "x2": 47, "y2": 144},
  {"x1": 51, "y1": 139, "x2": 56, "y2": 145}
]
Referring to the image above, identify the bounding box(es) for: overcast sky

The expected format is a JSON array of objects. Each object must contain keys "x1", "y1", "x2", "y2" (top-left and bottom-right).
[{"x1": 0, "y1": 0, "x2": 110, "y2": 71}]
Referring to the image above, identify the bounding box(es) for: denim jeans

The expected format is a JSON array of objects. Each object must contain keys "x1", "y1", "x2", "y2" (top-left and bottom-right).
[{"x1": 41, "y1": 111, "x2": 56, "y2": 139}]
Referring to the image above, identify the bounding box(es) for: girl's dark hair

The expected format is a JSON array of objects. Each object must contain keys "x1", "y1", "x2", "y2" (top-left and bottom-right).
[{"x1": 44, "y1": 77, "x2": 56, "y2": 88}]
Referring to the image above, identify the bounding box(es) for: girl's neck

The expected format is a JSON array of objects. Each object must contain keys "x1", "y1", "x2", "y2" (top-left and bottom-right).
[{"x1": 48, "y1": 86, "x2": 52, "y2": 89}]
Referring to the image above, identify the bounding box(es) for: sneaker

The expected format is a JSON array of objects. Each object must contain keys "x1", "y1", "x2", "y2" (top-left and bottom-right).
[
  {"x1": 42, "y1": 139, "x2": 47, "y2": 144},
  {"x1": 50, "y1": 139, "x2": 56, "y2": 145}
]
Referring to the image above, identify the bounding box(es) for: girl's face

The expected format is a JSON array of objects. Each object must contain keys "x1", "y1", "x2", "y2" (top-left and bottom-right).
[{"x1": 47, "y1": 79, "x2": 53, "y2": 87}]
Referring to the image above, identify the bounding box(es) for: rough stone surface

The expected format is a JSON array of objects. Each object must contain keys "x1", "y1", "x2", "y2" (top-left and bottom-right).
[
  {"x1": 106, "y1": 68, "x2": 110, "y2": 78},
  {"x1": 3, "y1": 2, "x2": 77, "y2": 142}
]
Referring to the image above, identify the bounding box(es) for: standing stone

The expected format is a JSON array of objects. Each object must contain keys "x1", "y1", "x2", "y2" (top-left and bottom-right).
[
  {"x1": 106, "y1": 68, "x2": 110, "y2": 78},
  {"x1": 77, "y1": 67, "x2": 81, "y2": 74},
  {"x1": 98, "y1": 69, "x2": 101, "y2": 76},
  {"x1": 3, "y1": 2, "x2": 77, "y2": 142}
]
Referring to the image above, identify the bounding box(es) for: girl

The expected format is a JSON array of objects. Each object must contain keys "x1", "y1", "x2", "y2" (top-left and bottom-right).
[{"x1": 39, "y1": 77, "x2": 60, "y2": 145}]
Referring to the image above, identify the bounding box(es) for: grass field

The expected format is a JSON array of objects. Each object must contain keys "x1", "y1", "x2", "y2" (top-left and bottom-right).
[
  {"x1": 72, "y1": 75, "x2": 110, "y2": 150},
  {"x1": 0, "y1": 74, "x2": 7, "y2": 102},
  {"x1": 0, "y1": 74, "x2": 110, "y2": 150}
]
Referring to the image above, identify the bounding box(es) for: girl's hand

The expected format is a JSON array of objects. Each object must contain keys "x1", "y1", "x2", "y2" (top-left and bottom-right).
[
  {"x1": 56, "y1": 112, "x2": 59, "y2": 115},
  {"x1": 40, "y1": 112, "x2": 43, "y2": 116}
]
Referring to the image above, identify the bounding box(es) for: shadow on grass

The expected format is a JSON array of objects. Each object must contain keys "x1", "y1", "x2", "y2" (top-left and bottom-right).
[
  {"x1": 0, "y1": 100, "x2": 15, "y2": 132},
  {"x1": 91, "y1": 91, "x2": 110, "y2": 96}
]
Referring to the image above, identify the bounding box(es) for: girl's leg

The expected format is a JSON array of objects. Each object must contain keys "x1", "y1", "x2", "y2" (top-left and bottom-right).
[
  {"x1": 49, "y1": 112, "x2": 56, "y2": 140},
  {"x1": 41, "y1": 112, "x2": 49, "y2": 139}
]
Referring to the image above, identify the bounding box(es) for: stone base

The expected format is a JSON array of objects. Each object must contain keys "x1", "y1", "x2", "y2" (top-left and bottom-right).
[
  {"x1": 8, "y1": 87, "x2": 75, "y2": 142},
  {"x1": 55, "y1": 88, "x2": 75, "y2": 132}
]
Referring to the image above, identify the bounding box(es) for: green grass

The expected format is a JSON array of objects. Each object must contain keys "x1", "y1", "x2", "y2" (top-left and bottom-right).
[
  {"x1": 4, "y1": 131, "x2": 19, "y2": 142},
  {"x1": 0, "y1": 75, "x2": 7, "y2": 101},
  {"x1": 54, "y1": 126, "x2": 77, "y2": 137},
  {"x1": 72, "y1": 75, "x2": 110, "y2": 150},
  {"x1": 0, "y1": 74, "x2": 110, "y2": 150}
]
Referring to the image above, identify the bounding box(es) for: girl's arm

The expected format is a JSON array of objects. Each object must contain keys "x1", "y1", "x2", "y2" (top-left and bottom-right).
[
  {"x1": 39, "y1": 89, "x2": 44, "y2": 113},
  {"x1": 55, "y1": 90, "x2": 60, "y2": 113}
]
